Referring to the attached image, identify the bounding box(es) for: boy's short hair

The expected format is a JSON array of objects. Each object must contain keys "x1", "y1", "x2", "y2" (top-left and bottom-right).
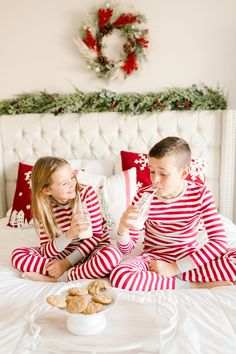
[{"x1": 149, "y1": 136, "x2": 191, "y2": 169}]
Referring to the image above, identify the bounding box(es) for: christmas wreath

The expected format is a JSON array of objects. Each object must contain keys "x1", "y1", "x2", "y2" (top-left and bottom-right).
[{"x1": 75, "y1": 3, "x2": 149, "y2": 79}]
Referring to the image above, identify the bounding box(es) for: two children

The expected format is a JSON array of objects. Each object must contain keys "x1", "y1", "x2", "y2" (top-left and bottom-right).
[{"x1": 12, "y1": 137, "x2": 236, "y2": 290}]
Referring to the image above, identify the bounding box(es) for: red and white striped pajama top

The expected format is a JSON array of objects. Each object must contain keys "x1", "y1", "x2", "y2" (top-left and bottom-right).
[
  {"x1": 12, "y1": 184, "x2": 121, "y2": 280},
  {"x1": 110, "y1": 182, "x2": 236, "y2": 291}
]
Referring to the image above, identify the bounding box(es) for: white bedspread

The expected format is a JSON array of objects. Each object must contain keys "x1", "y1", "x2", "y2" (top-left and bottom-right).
[{"x1": 1, "y1": 217, "x2": 236, "y2": 354}]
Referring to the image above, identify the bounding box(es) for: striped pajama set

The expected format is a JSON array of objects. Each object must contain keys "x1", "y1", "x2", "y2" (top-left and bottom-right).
[
  {"x1": 12, "y1": 185, "x2": 121, "y2": 281},
  {"x1": 110, "y1": 182, "x2": 236, "y2": 291}
]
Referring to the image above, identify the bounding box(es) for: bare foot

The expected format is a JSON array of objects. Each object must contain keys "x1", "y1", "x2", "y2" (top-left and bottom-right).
[
  {"x1": 191, "y1": 280, "x2": 233, "y2": 289},
  {"x1": 21, "y1": 272, "x2": 57, "y2": 282}
]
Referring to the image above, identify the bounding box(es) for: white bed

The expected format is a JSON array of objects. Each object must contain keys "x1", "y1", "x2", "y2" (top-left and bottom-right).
[{"x1": 1, "y1": 110, "x2": 236, "y2": 354}]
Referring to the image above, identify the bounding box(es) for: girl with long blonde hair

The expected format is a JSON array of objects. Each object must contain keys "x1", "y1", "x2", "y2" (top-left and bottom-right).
[{"x1": 12, "y1": 156, "x2": 121, "y2": 282}]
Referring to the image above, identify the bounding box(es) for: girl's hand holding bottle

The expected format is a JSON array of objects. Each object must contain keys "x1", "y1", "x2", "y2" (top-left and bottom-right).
[{"x1": 65, "y1": 208, "x2": 92, "y2": 241}]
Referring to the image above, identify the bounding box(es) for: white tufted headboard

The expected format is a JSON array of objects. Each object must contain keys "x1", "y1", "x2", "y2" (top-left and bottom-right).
[{"x1": 0, "y1": 110, "x2": 235, "y2": 219}]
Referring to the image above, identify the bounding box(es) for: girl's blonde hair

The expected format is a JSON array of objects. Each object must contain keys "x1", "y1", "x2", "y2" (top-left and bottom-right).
[{"x1": 31, "y1": 156, "x2": 79, "y2": 239}]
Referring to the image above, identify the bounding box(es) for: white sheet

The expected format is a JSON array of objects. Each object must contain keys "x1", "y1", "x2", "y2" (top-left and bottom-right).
[{"x1": 1, "y1": 216, "x2": 236, "y2": 354}]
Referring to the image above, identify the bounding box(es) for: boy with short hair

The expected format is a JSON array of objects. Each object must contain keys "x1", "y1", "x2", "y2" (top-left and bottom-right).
[{"x1": 110, "y1": 137, "x2": 235, "y2": 291}]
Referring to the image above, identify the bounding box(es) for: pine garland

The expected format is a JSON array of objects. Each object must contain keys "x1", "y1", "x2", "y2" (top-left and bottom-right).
[{"x1": 0, "y1": 85, "x2": 227, "y2": 116}]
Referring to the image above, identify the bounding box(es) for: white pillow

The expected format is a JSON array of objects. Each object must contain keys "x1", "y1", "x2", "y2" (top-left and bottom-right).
[
  {"x1": 69, "y1": 159, "x2": 114, "y2": 177},
  {"x1": 77, "y1": 170, "x2": 106, "y2": 191},
  {"x1": 104, "y1": 168, "x2": 137, "y2": 230},
  {"x1": 26, "y1": 159, "x2": 114, "y2": 177},
  {"x1": 77, "y1": 168, "x2": 137, "y2": 237}
]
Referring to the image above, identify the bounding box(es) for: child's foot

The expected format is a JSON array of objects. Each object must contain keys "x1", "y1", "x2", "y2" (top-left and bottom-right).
[
  {"x1": 21, "y1": 272, "x2": 57, "y2": 282},
  {"x1": 191, "y1": 280, "x2": 233, "y2": 289}
]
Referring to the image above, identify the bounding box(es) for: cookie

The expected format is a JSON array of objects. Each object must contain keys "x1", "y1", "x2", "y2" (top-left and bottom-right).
[
  {"x1": 66, "y1": 295, "x2": 88, "y2": 314},
  {"x1": 87, "y1": 279, "x2": 109, "y2": 295},
  {"x1": 82, "y1": 301, "x2": 103, "y2": 315},
  {"x1": 92, "y1": 293, "x2": 113, "y2": 305},
  {"x1": 66, "y1": 294, "x2": 75, "y2": 302},
  {"x1": 68, "y1": 287, "x2": 88, "y2": 296},
  {"x1": 47, "y1": 295, "x2": 67, "y2": 308}
]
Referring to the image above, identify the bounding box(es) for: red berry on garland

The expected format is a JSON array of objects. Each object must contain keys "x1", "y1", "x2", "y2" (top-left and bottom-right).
[{"x1": 185, "y1": 99, "x2": 190, "y2": 109}]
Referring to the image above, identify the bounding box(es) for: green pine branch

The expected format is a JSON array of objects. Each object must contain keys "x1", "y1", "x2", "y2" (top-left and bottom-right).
[{"x1": 0, "y1": 84, "x2": 227, "y2": 116}]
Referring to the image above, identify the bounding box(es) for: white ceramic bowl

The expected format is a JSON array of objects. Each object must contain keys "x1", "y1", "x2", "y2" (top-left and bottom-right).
[
  {"x1": 57, "y1": 291, "x2": 116, "y2": 336},
  {"x1": 66, "y1": 310, "x2": 106, "y2": 335}
]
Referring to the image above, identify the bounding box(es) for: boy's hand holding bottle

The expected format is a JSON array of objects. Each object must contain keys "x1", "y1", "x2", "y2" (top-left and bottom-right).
[
  {"x1": 118, "y1": 190, "x2": 157, "y2": 235},
  {"x1": 118, "y1": 205, "x2": 140, "y2": 235}
]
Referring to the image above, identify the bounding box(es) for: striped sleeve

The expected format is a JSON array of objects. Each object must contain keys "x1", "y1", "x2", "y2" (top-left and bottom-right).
[
  {"x1": 39, "y1": 227, "x2": 68, "y2": 258},
  {"x1": 116, "y1": 229, "x2": 140, "y2": 254},
  {"x1": 39, "y1": 201, "x2": 74, "y2": 257},
  {"x1": 39, "y1": 185, "x2": 104, "y2": 259},
  {"x1": 181, "y1": 186, "x2": 228, "y2": 271}
]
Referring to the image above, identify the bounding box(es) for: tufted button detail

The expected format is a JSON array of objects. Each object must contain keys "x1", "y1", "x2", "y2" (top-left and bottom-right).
[{"x1": 1, "y1": 111, "x2": 225, "y2": 216}]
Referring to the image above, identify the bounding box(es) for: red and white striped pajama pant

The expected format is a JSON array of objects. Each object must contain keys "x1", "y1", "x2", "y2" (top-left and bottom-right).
[
  {"x1": 11, "y1": 245, "x2": 122, "y2": 281},
  {"x1": 109, "y1": 248, "x2": 236, "y2": 291}
]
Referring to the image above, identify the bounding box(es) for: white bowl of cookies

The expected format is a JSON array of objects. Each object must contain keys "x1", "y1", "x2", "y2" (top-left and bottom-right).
[{"x1": 47, "y1": 279, "x2": 116, "y2": 335}]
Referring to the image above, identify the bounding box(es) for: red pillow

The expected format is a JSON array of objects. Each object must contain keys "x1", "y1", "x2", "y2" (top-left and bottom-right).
[
  {"x1": 7, "y1": 163, "x2": 33, "y2": 228},
  {"x1": 120, "y1": 150, "x2": 207, "y2": 188}
]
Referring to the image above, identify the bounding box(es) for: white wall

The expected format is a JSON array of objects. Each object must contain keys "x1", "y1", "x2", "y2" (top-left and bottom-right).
[
  {"x1": 0, "y1": 0, "x2": 236, "y2": 101},
  {"x1": 0, "y1": 0, "x2": 236, "y2": 220}
]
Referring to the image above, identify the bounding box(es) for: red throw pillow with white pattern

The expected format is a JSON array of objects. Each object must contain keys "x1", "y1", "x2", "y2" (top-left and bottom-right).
[
  {"x1": 120, "y1": 150, "x2": 207, "y2": 188},
  {"x1": 7, "y1": 163, "x2": 33, "y2": 228}
]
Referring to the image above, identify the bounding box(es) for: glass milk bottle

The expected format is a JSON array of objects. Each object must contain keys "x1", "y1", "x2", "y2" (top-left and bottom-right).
[
  {"x1": 74, "y1": 195, "x2": 93, "y2": 239},
  {"x1": 128, "y1": 190, "x2": 157, "y2": 230}
]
